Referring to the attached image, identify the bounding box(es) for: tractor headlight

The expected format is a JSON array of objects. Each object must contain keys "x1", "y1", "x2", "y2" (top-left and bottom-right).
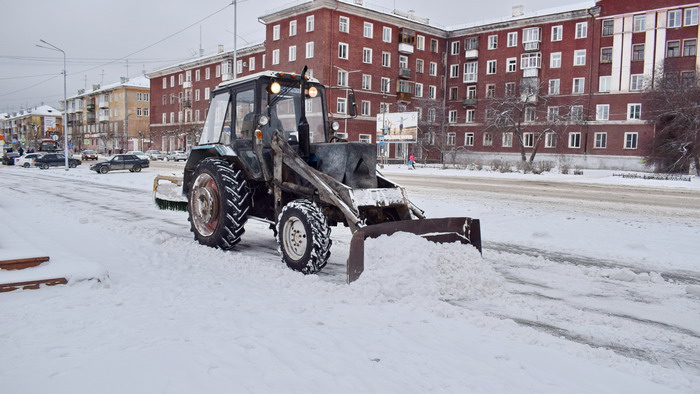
[
  {"x1": 268, "y1": 81, "x2": 281, "y2": 94},
  {"x1": 258, "y1": 115, "x2": 269, "y2": 126},
  {"x1": 331, "y1": 121, "x2": 340, "y2": 131},
  {"x1": 307, "y1": 86, "x2": 318, "y2": 98}
]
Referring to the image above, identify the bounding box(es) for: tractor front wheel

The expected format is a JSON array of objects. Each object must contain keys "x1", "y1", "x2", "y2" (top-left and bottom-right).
[{"x1": 277, "y1": 200, "x2": 332, "y2": 274}]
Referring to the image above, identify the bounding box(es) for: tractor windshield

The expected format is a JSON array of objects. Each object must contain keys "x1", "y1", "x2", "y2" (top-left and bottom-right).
[
  {"x1": 198, "y1": 92, "x2": 231, "y2": 145},
  {"x1": 264, "y1": 82, "x2": 326, "y2": 143}
]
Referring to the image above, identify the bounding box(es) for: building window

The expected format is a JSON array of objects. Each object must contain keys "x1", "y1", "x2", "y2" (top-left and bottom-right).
[
  {"x1": 466, "y1": 85, "x2": 477, "y2": 99},
  {"x1": 338, "y1": 43, "x2": 349, "y2": 59},
  {"x1": 575, "y1": 22, "x2": 588, "y2": 38},
  {"x1": 599, "y1": 76, "x2": 611, "y2": 92},
  {"x1": 273, "y1": 24, "x2": 280, "y2": 40},
  {"x1": 448, "y1": 111, "x2": 457, "y2": 124},
  {"x1": 362, "y1": 74, "x2": 371, "y2": 90},
  {"x1": 685, "y1": 7, "x2": 699, "y2": 26},
  {"x1": 306, "y1": 42, "x2": 314, "y2": 59},
  {"x1": 684, "y1": 39, "x2": 697, "y2": 56},
  {"x1": 548, "y1": 79, "x2": 560, "y2": 95},
  {"x1": 429, "y1": 61, "x2": 437, "y2": 76},
  {"x1": 602, "y1": 19, "x2": 614, "y2": 36},
  {"x1": 449, "y1": 64, "x2": 459, "y2": 78},
  {"x1": 339, "y1": 16, "x2": 349, "y2": 33},
  {"x1": 601, "y1": 47, "x2": 613, "y2": 63},
  {"x1": 337, "y1": 70, "x2": 347, "y2": 86},
  {"x1": 416, "y1": 59, "x2": 424, "y2": 73},
  {"x1": 488, "y1": 35, "x2": 498, "y2": 50},
  {"x1": 507, "y1": 32, "x2": 518, "y2": 47},
  {"x1": 506, "y1": 57, "x2": 517, "y2": 72},
  {"x1": 204, "y1": 88, "x2": 210, "y2": 100},
  {"x1": 363, "y1": 22, "x2": 373, "y2": 38},
  {"x1": 450, "y1": 41, "x2": 460, "y2": 55},
  {"x1": 272, "y1": 49, "x2": 280, "y2": 65},
  {"x1": 486, "y1": 84, "x2": 495, "y2": 98},
  {"x1": 628, "y1": 103, "x2": 642, "y2": 120},
  {"x1": 486, "y1": 60, "x2": 497, "y2": 75},
  {"x1": 306, "y1": 15, "x2": 314, "y2": 32},
  {"x1": 361, "y1": 101, "x2": 370, "y2": 116},
  {"x1": 289, "y1": 20, "x2": 297, "y2": 36},
  {"x1": 572, "y1": 77, "x2": 585, "y2": 94},
  {"x1": 427, "y1": 108, "x2": 436, "y2": 122},
  {"x1": 574, "y1": 49, "x2": 586, "y2": 66},
  {"x1": 195, "y1": 89, "x2": 200, "y2": 101},
  {"x1": 362, "y1": 48, "x2": 372, "y2": 64},
  {"x1": 430, "y1": 38, "x2": 438, "y2": 53},
  {"x1": 524, "y1": 106, "x2": 536, "y2": 122},
  {"x1": 383, "y1": 26, "x2": 392, "y2": 43},
  {"x1": 630, "y1": 74, "x2": 644, "y2": 91},
  {"x1": 523, "y1": 132, "x2": 534, "y2": 148},
  {"x1": 502, "y1": 133, "x2": 513, "y2": 148},
  {"x1": 162, "y1": 77, "x2": 167, "y2": 89},
  {"x1": 569, "y1": 132, "x2": 582, "y2": 148},
  {"x1": 545, "y1": 132, "x2": 556, "y2": 148},
  {"x1": 483, "y1": 132, "x2": 493, "y2": 146},
  {"x1": 428, "y1": 85, "x2": 437, "y2": 99},
  {"x1": 594, "y1": 132, "x2": 607, "y2": 148},
  {"x1": 624, "y1": 132, "x2": 638, "y2": 149},
  {"x1": 667, "y1": 41, "x2": 681, "y2": 57},
  {"x1": 632, "y1": 44, "x2": 644, "y2": 61},
  {"x1": 359, "y1": 134, "x2": 372, "y2": 143},
  {"x1": 446, "y1": 132, "x2": 456, "y2": 145},
  {"x1": 381, "y1": 77, "x2": 391, "y2": 93},
  {"x1": 466, "y1": 110, "x2": 475, "y2": 123},
  {"x1": 465, "y1": 37, "x2": 478, "y2": 50},
  {"x1": 551, "y1": 25, "x2": 562, "y2": 41},
  {"x1": 521, "y1": 52, "x2": 542, "y2": 69},
  {"x1": 549, "y1": 52, "x2": 562, "y2": 68},
  {"x1": 596, "y1": 104, "x2": 609, "y2": 121},
  {"x1": 547, "y1": 106, "x2": 560, "y2": 121},
  {"x1": 633, "y1": 14, "x2": 646, "y2": 32},
  {"x1": 382, "y1": 52, "x2": 391, "y2": 67},
  {"x1": 170, "y1": 75, "x2": 175, "y2": 87},
  {"x1": 416, "y1": 35, "x2": 425, "y2": 50},
  {"x1": 205, "y1": 67, "x2": 210, "y2": 80},
  {"x1": 414, "y1": 83, "x2": 423, "y2": 97},
  {"x1": 398, "y1": 55, "x2": 407, "y2": 69},
  {"x1": 288, "y1": 45, "x2": 297, "y2": 62},
  {"x1": 337, "y1": 97, "x2": 347, "y2": 114},
  {"x1": 162, "y1": 113, "x2": 167, "y2": 124},
  {"x1": 463, "y1": 62, "x2": 477, "y2": 83},
  {"x1": 668, "y1": 9, "x2": 682, "y2": 28},
  {"x1": 464, "y1": 132, "x2": 474, "y2": 146},
  {"x1": 449, "y1": 86, "x2": 459, "y2": 100},
  {"x1": 522, "y1": 27, "x2": 541, "y2": 45},
  {"x1": 505, "y1": 82, "x2": 516, "y2": 97},
  {"x1": 570, "y1": 105, "x2": 584, "y2": 121}
]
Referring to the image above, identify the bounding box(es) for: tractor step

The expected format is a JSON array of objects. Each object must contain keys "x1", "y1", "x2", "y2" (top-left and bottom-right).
[
  {"x1": 0, "y1": 256, "x2": 50, "y2": 270},
  {"x1": 0, "y1": 256, "x2": 68, "y2": 293}
]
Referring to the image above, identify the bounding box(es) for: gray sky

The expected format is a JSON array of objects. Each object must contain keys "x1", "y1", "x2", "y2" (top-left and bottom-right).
[{"x1": 0, "y1": 0, "x2": 569, "y2": 113}]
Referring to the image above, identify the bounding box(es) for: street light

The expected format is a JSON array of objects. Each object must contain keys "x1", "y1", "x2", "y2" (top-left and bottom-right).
[
  {"x1": 332, "y1": 65, "x2": 361, "y2": 134},
  {"x1": 37, "y1": 39, "x2": 69, "y2": 171}
]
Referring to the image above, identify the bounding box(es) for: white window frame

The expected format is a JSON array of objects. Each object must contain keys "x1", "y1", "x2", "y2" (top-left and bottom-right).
[
  {"x1": 449, "y1": 64, "x2": 460, "y2": 78},
  {"x1": 361, "y1": 101, "x2": 371, "y2": 116},
  {"x1": 382, "y1": 52, "x2": 391, "y2": 67},
  {"x1": 447, "y1": 132, "x2": 456, "y2": 146},
  {"x1": 464, "y1": 132, "x2": 474, "y2": 146},
  {"x1": 273, "y1": 24, "x2": 280, "y2": 40},
  {"x1": 362, "y1": 74, "x2": 371, "y2": 90},
  {"x1": 381, "y1": 77, "x2": 391, "y2": 93},
  {"x1": 594, "y1": 132, "x2": 607, "y2": 148},
  {"x1": 483, "y1": 132, "x2": 493, "y2": 146},
  {"x1": 488, "y1": 35, "x2": 498, "y2": 50},
  {"x1": 306, "y1": 42, "x2": 314, "y2": 59},
  {"x1": 463, "y1": 62, "x2": 478, "y2": 83},
  {"x1": 568, "y1": 132, "x2": 582, "y2": 148},
  {"x1": 362, "y1": 48, "x2": 372, "y2": 64},
  {"x1": 685, "y1": 7, "x2": 699, "y2": 26},
  {"x1": 337, "y1": 97, "x2": 347, "y2": 114},
  {"x1": 288, "y1": 45, "x2": 297, "y2": 62},
  {"x1": 551, "y1": 25, "x2": 563, "y2": 41},
  {"x1": 550, "y1": 52, "x2": 562, "y2": 68},
  {"x1": 502, "y1": 132, "x2": 513, "y2": 148},
  {"x1": 429, "y1": 61, "x2": 437, "y2": 76},
  {"x1": 448, "y1": 110, "x2": 457, "y2": 124},
  {"x1": 416, "y1": 35, "x2": 425, "y2": 50},
  {"x1": 630, "y1": 74, "x2": 644, "y2": 91},
  {"x1": 524, "y1": 106, "x2": 536, "y2": 122},
  {"x1": 624, "y1": 132, "x2": 638, "y2": 149},
  {"x1": 668, "y1": 9, "x2": 682, "y2": 28},
  {"x1": 466, "y1": 110, "x2": 475, "y2": 123},
  {"x1": 545, "y1": 132, "x2": 556, "y2": 148},
  {"x1": 596, "y1": 104, "x2": 610, "y2": 121},
  {"x1": 337, "y1": 70, "x2": 348, "y2": 86},
  {"x1": 633, "y1": 14, "x2": 646, "y2": 32},
  {"x1": 428, "y1": 85, "x2": 437, "y2": 99},
  {"x1": 338, "y1": 43, "x2": 349, "y2": 60},
  {"x1": 572, "y1": 77, "x2": 585, "y2": 94},
  {"x1": 548, "y1": 79, "x2": 560, "y2": 95},
  {"x1": 289, "y1": 20, "x2": 297, "y2": 36},
  {"x1": 599, "y1": 75, "x2": 611, "y2": 92},
  {"x1": 486, "y1": 60, "x2": 497, "y2": 75},
  {"x1": 383, "y1": 26, "x2": 392, "y2": 43},
  {"x1": 450, "y1": 41, "x2": 460, "y2": 55},
  {"x1": 272, "y1": 49, "x2": 280, "y2": 65},
  {"x1": 506, "y1": 57, "x2": 517, "y2": 72},
  {"x1": 574, "y1": 49, "x2": 586, "y2": 66},
  {"x1": 627, "y1": 103, "x2": 642, "y2": 120},
  {"x1": 575, "y1": 22, "x2": 588, "y2": 38},
  {"x1": 363, "y1": 22, "x2": 373, "y2": 38},
  {"x1": 507, "y1": 31, "x2": 518, "y2": 47},
  {"x1": 339, "y1": 16, "x2": 349, "y2": 33},
  {"x1": 414, "y1": 83, "x2": 423, "y2": 97},
  {"x1": 523, "y1": 132, "x2": 535, "y2": 148},
  {"x1": 306, "y1": 15, "x2": 315, "y2": 32}
]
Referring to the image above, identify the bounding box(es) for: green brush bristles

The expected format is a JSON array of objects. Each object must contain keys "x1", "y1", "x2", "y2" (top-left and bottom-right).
[{"x1": 155, "y1": 198, "x2": 188, "y2": 212}]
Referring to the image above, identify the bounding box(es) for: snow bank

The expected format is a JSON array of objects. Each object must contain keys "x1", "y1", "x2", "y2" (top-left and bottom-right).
[{"x1": 353, "y1": 232, "x2": 504, "y2": 303}]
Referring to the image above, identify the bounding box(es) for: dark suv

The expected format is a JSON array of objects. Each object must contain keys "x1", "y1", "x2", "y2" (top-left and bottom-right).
[
  {"x1": 34, "y1": 153, "x2": 81, "y2": 169},
  {"x1": 2, "y1": 151, "x2": 20, "y2": 165},
  {"x1": 90, "y1": 154, "x2": 149, "y2": 174}
]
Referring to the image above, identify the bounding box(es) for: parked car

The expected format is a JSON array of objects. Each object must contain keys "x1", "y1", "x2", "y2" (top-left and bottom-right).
[
  {"x1": 166, "y1": 151, "x2": 188, "y2": 162},
  {"x1": 126, "y1": 151, "x2": 149, "y2": 161},
  {"x1": 145, "y1": 150, "x2": 165, "y2": 161},
  {"x1": 34, "y1": 153, "x2": 81, "y2": 169},
  {"x1": 81, "y1": 150, "x2": 98, "y2": 161},
  {"x1": 90, "y1": 154, "x2": 149, "y2": 174},
  {"x1": 14, "y1": 152, "x2": 45, "y2": 168},
  {"x1": 2, "y1": 151, "x2": 20, "y2": 165}
]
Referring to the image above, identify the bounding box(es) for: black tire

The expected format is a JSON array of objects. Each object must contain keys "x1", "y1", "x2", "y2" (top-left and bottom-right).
[
  {"x1": 69, "y1": 161, "x2": 77, "y2": 168},
  {"x1": 40, "y1": 163, "x2": 49, "y2": 170},
  {"x1": 277, "y1": 200, "x2": 332, "y2": 274},
  {"x1": 99, "y1": 166, "x2": 109, "y2": 174},
  {"x1": 188, "y1": 157, "x2": 250, "y2": 250},
  {"x1": 23, "y1": 163, "x2": 30, "y2": 168}
]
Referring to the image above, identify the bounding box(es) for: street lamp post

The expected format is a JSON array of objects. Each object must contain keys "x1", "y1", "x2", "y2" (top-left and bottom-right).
[{"x1": 37, "y1": 39, "x2": 69, "y2": 170}]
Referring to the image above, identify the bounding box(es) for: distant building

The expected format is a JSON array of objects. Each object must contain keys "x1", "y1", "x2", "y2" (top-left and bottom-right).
[
  {"x1": 64, "y1": 76, "x2": 150, "y2": 153},
  {"x1": 0, "y1": 105, "x2": 63, "y2": 152},
  {"x1": 146, "y1": 0, "x2": 700, "y2": 170}
]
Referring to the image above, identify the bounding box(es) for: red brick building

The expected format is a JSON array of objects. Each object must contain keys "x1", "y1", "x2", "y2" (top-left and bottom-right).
[{"x1": 147, "y1": 0, "x2": 700, "y2": 170}]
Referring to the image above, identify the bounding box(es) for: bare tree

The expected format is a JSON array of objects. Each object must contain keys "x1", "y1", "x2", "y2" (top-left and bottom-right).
[
  {"x1": 484, "y1": 78, "x2": 583, "y2": 172},
  {"x1": 645, "y1": 70, "x2": 700, "y2": 175},
  {"x1": 415, "y1": 100, "x2": 458, "y2": 165}
]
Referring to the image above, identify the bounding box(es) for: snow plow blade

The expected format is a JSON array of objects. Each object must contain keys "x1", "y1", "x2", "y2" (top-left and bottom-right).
[
  {"x1": 153, "y1": 174, "x2": 188, "y2": 211},
  {"x1": 346, "y1": 217, "x2": 482, "y2": 283}
]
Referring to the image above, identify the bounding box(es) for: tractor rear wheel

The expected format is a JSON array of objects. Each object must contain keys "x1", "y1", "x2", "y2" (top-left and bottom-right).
[
  {"x1": 277, "y1": 200, "x2": 332, "y2": 274},
  {"x1": 188, "y1": 158, "x2": 250, "y2": 250}
]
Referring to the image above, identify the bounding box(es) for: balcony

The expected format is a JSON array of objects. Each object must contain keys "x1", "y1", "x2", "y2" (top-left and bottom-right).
[
  {"x1": 398, "y1": 42, "x2": 414, "y2": 54},
  {"x1": 464, "y1": 49, "x2": 479, "y2": 59},
  {"x1": 399, "y1": 68, "x2": 412, "y2": 79},
  {"x1": 463, "y1": 98, "x2": 477, "y2": 106},
  {"x1": 183, "y1": 81, "x2": 192, "y2": 89},
  {"x1": 99, "y1": 115, "x2": 109, "y2": 122},
  {"x1": 523, "y1": 68, "x2": 539, "y2": 78},
  {"x1": 396, "y1": 92, "x2": 413, "y2": 103},
  {"x1": 523, "y1": 41, "x2": 540, "y2": 51},
  {"x1": 98, "y1": 100, "x2": 108, "y2": 108},
  {"x1": 86, "y1": 104, "x2": 96, "y2": 111},
  {"x1": 182, "y1": 99, "x2": 192, "y2": 108}
]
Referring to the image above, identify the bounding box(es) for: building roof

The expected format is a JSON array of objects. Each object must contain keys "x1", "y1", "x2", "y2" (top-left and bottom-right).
[
  {"x1": 66, "y1": 75, "x2": 150, "y2": 100},
  {"x1": 3, "y1": 105, "x2": 62, "y2": 120},
  {"x1": 145, "y1": 42, "x2": 265, "y2": 78}
]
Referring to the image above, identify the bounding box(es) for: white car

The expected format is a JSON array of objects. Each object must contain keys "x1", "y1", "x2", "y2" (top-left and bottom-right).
[
  {"x1": 14, "y1": 152, "x2": 45, "y2": 168},
  {"x1": 126, "y1": 151, "x2": 149, "y2": 161},
  {"x1": 145, "y1": 150, "x2": 165, "y2": 161},
  {"x1": 166, "y1": 151, "x2": 188, "y2": 162}
]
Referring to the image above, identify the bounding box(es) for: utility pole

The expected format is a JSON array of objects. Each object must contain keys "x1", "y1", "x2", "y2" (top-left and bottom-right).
[
  {"x1": 37, "y1": 39, "x2": 69, "y2": 171},
  {"x1": 232, "y1": 0, "x2": 237, "y2": 80}
]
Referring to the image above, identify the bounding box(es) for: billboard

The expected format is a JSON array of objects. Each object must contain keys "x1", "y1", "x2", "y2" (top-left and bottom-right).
[
  {"x1": 44, "y1": 116, "x2": 57, "y2": 133},
  {"x1": 376, "y1": 112, "x2": 418, "y2": 143}
]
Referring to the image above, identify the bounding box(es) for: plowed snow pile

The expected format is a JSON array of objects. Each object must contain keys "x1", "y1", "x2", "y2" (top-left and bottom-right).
[{"x1": 356, "y1": 232, "x2": 504, "y2": 302}]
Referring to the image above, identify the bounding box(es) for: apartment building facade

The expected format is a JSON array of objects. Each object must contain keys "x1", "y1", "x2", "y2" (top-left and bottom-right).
[
  {"x1": 146, "y1": 0, "x2": 700, "y2": 169},
  {"x1": 64, "y1": 77, "x2": 150, "y2": 153},
  {"x1": 0, "y1": 105, "x2": 63, "y2": 152}
]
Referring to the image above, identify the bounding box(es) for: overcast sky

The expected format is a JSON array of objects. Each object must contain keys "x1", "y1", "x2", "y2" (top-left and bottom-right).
[{"x1": 0, "y1": 0, "x2": 570, "y2": 113}]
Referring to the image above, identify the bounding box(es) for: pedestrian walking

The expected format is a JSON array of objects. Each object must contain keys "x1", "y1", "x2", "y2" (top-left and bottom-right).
[{"x1": 408, "y1": 153, "x2": 416, "y2": 170}]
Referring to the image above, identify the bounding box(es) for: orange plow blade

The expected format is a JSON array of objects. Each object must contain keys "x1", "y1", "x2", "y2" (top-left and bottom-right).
[{"x1": 346, "y1": 217, "x2": 482, "y2": 283}]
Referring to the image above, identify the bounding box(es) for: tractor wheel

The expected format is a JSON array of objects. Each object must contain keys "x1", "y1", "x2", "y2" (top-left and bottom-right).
[
  {"x1": 277, "y1": 200, "x2": 332, "y2": 274},
  {"x1": 188, "y1": 157, "x2": 250, "y2": 250}
]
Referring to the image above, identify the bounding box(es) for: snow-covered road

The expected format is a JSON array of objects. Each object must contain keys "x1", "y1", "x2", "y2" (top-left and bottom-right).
[{"x1": 1, "y1": 164, "x2": 699, "y2": 393}]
